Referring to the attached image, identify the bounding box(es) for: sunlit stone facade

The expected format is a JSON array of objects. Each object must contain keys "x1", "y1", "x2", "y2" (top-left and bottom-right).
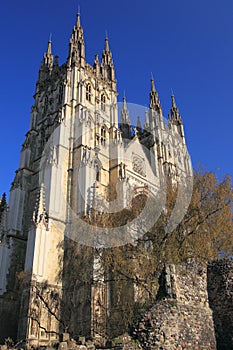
[{"x1": 0, "y1": 12, "x2": 192, "y2": 345}]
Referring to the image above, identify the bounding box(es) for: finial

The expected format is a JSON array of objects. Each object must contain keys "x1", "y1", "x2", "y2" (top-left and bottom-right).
[
  {"x1": 46, "y1": 36, "x2": 52, "y2": 56},
  {"x1": 171, "y1": 88, "x2": 174, "y2": 96},
  {"x1": 120, "y1": 94, "x2": 131, "y2": 127},
  {"x1": 123, "y1": 93, "x2": 127, "y2": 107},
  {"x1": 151, "y1": 75, "x2": 156, "y2": 92},
  {"x1": 171, "y1": 94, "x2": 177, "y2": 108},
  {"x1": 95, "y1": 53, "x2": 99, "y2": 62},
  {"x1": 105, "y1": 31, "x2": 109, "y2": 51},
  {"x1": 76, "y1": 6, "x2": 81, "y2": 27}
]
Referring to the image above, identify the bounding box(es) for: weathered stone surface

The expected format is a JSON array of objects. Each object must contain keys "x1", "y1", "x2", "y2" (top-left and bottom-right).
[
  {"x1": 1, "y1": 260, "x2": 233, "y2": 349},
  {"x1": 58, "y1": 342, "x2": 68, "y2": 350},
  {"x1": 0, "y1": 345, "x2": 8, "y2": 350},
  {"x1": 60, "y1": 333, "x2": 70, "y2": 342},
  {"x1": 208, "y1": 259, "x2": 233, "y2": 350},
  {"x1": 86, "y1": 345, "x2": 95, "y2": 350},
  {"x1": 77, "y1": 337, "x2": 85, "y2": 346},
  {"x1": 67, "y1": 340, "x2": 78, "y2": 349},
  {"x1": 55, "y1": 337, "x2": 96, "y2": 350},
  {"x1": 129, "y1": 263, "x2": 217, "y2": 350}
]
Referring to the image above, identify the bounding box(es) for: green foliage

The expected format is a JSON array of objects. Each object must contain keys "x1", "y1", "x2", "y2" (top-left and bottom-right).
[{"x1": 113, "y1": 337, "x2": 122, "y2": 344}]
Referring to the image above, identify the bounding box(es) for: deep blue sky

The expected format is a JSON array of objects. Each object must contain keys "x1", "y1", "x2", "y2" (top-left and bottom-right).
[{"x1": 0, "y1": 0, "x2": 232, "y2": 196}]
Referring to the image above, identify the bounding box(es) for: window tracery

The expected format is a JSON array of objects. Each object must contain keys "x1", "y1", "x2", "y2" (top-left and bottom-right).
[
  {"x1": 86, "y1": 83, "x2": 91, "y2": 102},
  {"x1": 101, "y1": 94, "x2": 106, "y2": 111}
]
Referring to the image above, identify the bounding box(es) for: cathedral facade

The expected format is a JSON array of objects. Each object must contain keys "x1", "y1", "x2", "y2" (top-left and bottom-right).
[{"x1": 0, "y1": 12, "x2": 192, "y2": 345}]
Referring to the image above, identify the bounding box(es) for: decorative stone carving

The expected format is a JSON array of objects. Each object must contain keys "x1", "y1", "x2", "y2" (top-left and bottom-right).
[
  {"x1": 82, "y1": 146, "x2": 91, "y2": 165},
  {"x1": 132, "y1": 154, "x2": 146, "y2": 177}
]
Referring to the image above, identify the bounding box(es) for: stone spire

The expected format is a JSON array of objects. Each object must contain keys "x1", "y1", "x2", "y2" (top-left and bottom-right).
[
  {"x1": 37, "y1": 37, "x2": 54, "y2": 82},
  {"x1": 144, "y1": 110, "x2": 150, "y2": 130},
  {"x1": 43, "y1": 37, "x2": 53, "y2": 69},
  {"x1": 120, "y1": 96, "x2": 131, "y2": 140},
  {"x1": 149, "y1": 78, "x2": 162, "y2": 115},
  {"x1": 68, "y1": 11, "x2": 85, "y2": 66},
  {"x1": 169, "y1": 94, "x2": 184, "y2": 138},
  {"x1": 105, "y1": 37, "x2": 110, "y2": 52},
  {"x1": 101, "y1": 35, "x2": 115, "y2": 82},
  {"x1": 120, "y1": 96, "x2": 131, "y2": 125},
  {"x1": 76, "y1": 10, "x2": 81, "y2": 27},
  {"x1": 169, "y1": 94, "x2": 182, "y2": 123},
  {"x1": 93, "y1": 53, "x2": 100, "y2": 76}
]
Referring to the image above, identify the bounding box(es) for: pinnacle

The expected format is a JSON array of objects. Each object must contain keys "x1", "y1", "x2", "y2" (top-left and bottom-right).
[
  {"x1": 151, "y1": 78, "x2": 156, "y2": 93},
  {"x1": 46, "y1": 39, "x2": 52, "y2": 55},
  {"x1": 105, "y1": 37, "x2": 110, "y2": 52},
  {"x1": 121, "y1": 95, "x2": 131, "y2": 125},
  {"x1": 171, "y1": 94, "x2": 177, "y2": 109},
  {"x1": 123, "y1": 95, "x2": 127, "y2": 110},
  {"x1": 76, "y1": 12, "x2": 81, "y2": 27}
]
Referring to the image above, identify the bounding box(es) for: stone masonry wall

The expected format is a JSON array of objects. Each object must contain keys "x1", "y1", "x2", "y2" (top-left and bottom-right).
[
  {"x1": 131, "y1": 263, "x2": 216, "y2": 349},
  {"x1": 207, "y1": 259, "x2": 233, "y2": 350},
  {"x1": 1, "y1": 261, "x2": 232, "y2": 349}
]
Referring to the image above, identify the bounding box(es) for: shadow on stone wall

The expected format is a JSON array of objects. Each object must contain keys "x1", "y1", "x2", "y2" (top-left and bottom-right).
[{"x1": 0, "y1": 298, "x2": 19, "y2": 343}]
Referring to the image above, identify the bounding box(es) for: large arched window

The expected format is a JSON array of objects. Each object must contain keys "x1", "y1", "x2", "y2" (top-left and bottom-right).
[
  {"x1": 101, "y1": 94, "x2": 106, "y2": 111},
  {"x1": 86, "y1": 83, "x2": 91, "y2": 102}
]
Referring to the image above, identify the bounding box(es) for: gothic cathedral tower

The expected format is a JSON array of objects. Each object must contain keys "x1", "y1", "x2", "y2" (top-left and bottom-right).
[{"x1": 0, "y1": 11, "x2": 192, "y2": 345}]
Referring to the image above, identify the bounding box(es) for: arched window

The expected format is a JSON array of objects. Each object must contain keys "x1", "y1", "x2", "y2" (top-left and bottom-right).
[
  {"x1": 101, "y1": 127, "x2": 106, "y2": 145},
  {"x1": 86, "y1": 83, "x2": 91, "y2": 102},
  {"x1": 58, "y1": 84, "x2": 63, "y2": 104},
  {"x1": 101, "y1": 94, "x2": 106, "y2": 111}
]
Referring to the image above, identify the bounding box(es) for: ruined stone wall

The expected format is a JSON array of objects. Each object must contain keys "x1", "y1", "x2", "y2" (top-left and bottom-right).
[
  {"x1": 131, "y1": 263, "x2": 216, "y2": 349},
  {"x1": 207, "y1": 259, "x2": 233, "y2": 350},
  {"x1": 1, "y1": 260, "x2": 233, "y2": 349}
]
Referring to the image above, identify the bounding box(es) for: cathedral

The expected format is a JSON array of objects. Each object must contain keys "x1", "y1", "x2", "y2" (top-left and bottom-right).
[{"x1": 0, "y1": 11, "x2": 192, "y2": 346}]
